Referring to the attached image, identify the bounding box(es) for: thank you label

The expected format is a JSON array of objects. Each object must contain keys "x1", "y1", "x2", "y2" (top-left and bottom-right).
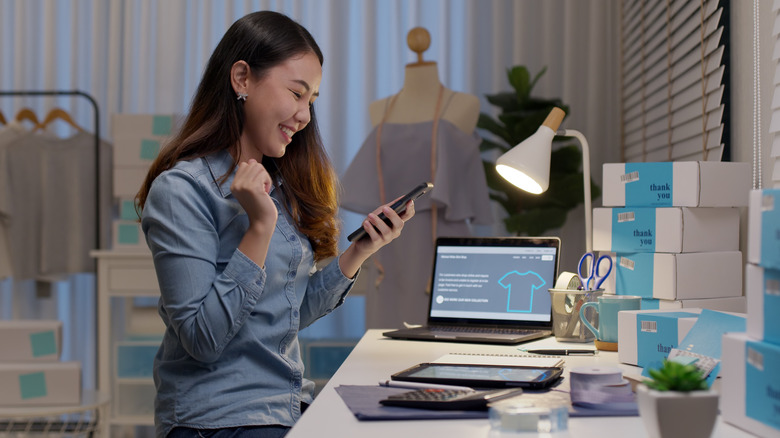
[
  {"x1": 636, "y1": 312, "x2": 698, "y2": 370},
  {"x1": 625, "y1": 162, "x2": 673, "y2": 206},
  {"x1": 612, "y1": 208, "x2": 657, "y2": 252},
  {"x1": 745, "y1": 340, "x2": 780, "y2": 430}
]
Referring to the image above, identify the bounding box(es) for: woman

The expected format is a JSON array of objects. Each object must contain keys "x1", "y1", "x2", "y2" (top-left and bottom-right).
[{"x1": 135, "y1": 11, "x2": 413, "y2": 438}]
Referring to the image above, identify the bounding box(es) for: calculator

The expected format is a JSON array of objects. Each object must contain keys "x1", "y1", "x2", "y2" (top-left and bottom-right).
[{"x1": 379, "y1": 387, "x2": 525, "y2": 410}]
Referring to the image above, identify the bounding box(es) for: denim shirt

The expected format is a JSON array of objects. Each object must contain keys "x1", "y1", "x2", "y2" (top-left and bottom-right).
[{"x1": 141, "y1": 150, "x2": 355, "y2": 437}]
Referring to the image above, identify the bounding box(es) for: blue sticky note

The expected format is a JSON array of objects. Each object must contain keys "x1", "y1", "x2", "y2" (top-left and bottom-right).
[
  {"x1": 120, "y1": 199, "x2": 139, "y2": 221},
  {"x1": 118, "y1": 224, "x2": 140, "y2": 245},
  {"x1": 140, "y1": 139, "x2": 160, "y2": 160},
  {"x1": 625, "y1": 162, "x2": 674, "y2": 207},
  {"x1": 29, "y1": 331, "x2": 57, "y2": 357},
  {"x1": 19, "y1": 372, "x2": 47, "y2": 399},
  {"x1": 152, "y1": 115, "x2": 172, "y2": 135}
]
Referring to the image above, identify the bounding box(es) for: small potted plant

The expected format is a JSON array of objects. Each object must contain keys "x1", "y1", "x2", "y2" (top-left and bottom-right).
[{"x1": 636, "y1": 360, "x2": 719, "y2": 438}]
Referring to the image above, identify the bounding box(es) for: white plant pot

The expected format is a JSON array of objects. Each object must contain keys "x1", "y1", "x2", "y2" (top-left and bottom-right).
[{"x1": 636, "y1": 384, "x2": 719, "y2": 438}]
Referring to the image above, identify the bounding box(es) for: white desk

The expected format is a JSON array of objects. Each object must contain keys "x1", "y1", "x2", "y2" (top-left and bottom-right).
[{"x1": 288, "y1": 329, "x2": 752, "y2": 438}]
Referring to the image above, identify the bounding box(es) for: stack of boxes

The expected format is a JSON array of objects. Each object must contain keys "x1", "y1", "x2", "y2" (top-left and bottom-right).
[
  {"x1": 594, "y1": 161, "x2": 750, "y2": 312},
  {"x1": 111, "y1": 114, "x2": 181, "y2": 250},
  {"x1": 0, "y1": 320, "x2": 81, "y2": 406},
  {"x1": 721, "y1": 188, "x2": 780, "y2": 436}
]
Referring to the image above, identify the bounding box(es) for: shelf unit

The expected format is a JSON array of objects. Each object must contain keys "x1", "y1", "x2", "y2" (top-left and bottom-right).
[{"x1": 92, "y1": 249, "x2": 161, "y2": 435}]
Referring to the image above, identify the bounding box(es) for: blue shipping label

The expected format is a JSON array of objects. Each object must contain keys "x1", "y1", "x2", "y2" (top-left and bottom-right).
[
  {"x1": 761, "y1": 190, "x2": 780, "y2": 270},
  {"x1": 625, "y1": 162, "x2": 674, "y2": 207},
  {"x1": 19, "y1": 372, "x2": 47, "y2": 399},
  {"x1": 29, "y1": 331, "x2": 57, "y2": 357},
  {"x1": 636, "y1": 312, "x2": 699, "y2": 370},
  {"x1": 611, "y1": 208, "x2": 657, "y2": 252},
  {"x1": 745, "y1": 340, "x2": 780, "y2": 430},
  {"x1": 616, "y1": 253, "x2": 654, "y2": 298},
  {"x1": 764, "y1": 269, "x2": 780, "y2": 344}
]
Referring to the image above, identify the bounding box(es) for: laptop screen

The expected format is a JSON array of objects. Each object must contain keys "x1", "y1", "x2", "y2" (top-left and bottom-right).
[{"x1": 427, "y1": 237, "x2": 560, "y2": 325}]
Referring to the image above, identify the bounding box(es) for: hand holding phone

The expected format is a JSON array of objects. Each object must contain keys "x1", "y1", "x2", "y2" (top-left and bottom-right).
[{"x1": 347, "y1": 182, "x2": 433, "y2": 242}]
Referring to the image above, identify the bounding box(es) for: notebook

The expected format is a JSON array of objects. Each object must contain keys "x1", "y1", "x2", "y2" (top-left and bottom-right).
[{"x1": 383, "y1": 236, "x2": 561, "y2": 345}]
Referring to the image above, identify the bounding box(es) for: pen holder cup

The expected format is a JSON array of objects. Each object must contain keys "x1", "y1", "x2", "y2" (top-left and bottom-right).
[{"x1": 548, "y1": 288, "x2": 603, "y2": 342}]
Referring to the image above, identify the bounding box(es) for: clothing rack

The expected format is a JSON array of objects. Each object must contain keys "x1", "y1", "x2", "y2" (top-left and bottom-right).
[{"x1": 0, "y1": 90, "x2": 101, "y2": 250}]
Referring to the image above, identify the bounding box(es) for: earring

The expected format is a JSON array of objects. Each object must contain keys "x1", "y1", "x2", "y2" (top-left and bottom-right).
[{"x1": 237, "y1": 92, "x2": 248, "y2": 101}]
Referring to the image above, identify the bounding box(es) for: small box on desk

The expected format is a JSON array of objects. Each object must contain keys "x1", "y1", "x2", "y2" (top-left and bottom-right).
[
  {"x1": 746, "y1": 263, "x2": 780, "y2": 345},
  {"x1": 0, "y1": 320, "x2": 62, "y2": 362},
  {"x1": 0, "y1": 361, "x2": 81, "y2": 406},
  {"x1": 617, "y1": 309, "x2": 702, "y2": 369},
  {"x1": 602, "y1": 161, "x2": 750, "y2": 207},
  {"x1": 721, "y1": 332, "x2": 780, "y2": 436},
  {"x1": 611, "y1": 252, "x2": 742, "y2": 300},
  {"x1": 748, "y1": 188, "x2": 780, "y2": 270},
  {"x1": 593, "y1": 207, "x2": 739, "y2": 253},
  {"x1": 655, "y1": 296, "x2": 746, "y2": 313}
]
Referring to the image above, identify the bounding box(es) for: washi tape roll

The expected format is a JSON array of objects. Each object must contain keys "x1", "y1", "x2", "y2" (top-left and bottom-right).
[{"x1": 569, "y1": 366, "x2": 636, "y2": 409}]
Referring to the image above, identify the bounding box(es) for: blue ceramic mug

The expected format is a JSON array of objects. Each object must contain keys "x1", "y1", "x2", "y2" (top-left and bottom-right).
[{"x1": 579, "y1": 295, "x2": 641, "y2": 343}]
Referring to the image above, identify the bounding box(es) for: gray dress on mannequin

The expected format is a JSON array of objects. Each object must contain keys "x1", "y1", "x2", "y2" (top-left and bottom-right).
[{"x1": 340, "y1": 115, "x2": 493, "y2": 329}]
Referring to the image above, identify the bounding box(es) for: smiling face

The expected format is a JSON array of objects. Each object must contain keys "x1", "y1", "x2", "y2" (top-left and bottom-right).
[{"x1": 237, "y1": 52, "x2": 322, "y2": 161}]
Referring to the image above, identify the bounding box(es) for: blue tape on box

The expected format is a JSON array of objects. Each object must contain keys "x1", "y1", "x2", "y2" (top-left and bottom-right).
[
  {"x1": 745, "y1": 339, "x2": 780, "y2": 430},
  {"x1": 625, "y1": 162, "x2": 674, "y2": 207},
  {"x1": 615, "y1": 253, "x2": 654, "y2": 297},
  {"x1": 611, "y1": 208, "x2": 656, "y2": 252},
  {"x1": 636, "y1": 312, "x2": 699, "y2": 371},
  {"x1": 763, "y1": 269, "x2": 780, "y2": 344},
  {"x1": 760, "y1": 191, "x2": 780, "y2": 270}
]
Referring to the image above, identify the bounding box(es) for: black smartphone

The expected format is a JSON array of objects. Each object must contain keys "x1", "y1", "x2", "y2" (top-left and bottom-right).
[
  {"x1": 346, "y1": 182, "x2": 433, "y2": 242},
  {"x1": 390, "y1": 363, "x2": 563, "y2": 390}
]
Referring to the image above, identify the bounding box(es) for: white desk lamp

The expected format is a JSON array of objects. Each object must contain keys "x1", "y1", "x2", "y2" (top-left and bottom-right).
[{"x1": 495, "y1": 107, "x2": 593, "y2": 252}]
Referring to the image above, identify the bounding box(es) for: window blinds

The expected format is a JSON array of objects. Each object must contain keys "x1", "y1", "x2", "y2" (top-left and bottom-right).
[
  {"x1": 771, "y1": 0, "x2": 780, "y2": 185},
  {"x1": 620, "y1": 0, "x2": 728, "y2": 163}
]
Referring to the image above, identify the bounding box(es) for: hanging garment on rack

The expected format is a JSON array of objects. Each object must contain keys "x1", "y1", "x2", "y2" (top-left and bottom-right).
[
  {"x1": 340, "y1": 120, "x2": 493, "y2": 329},
  {"x1": 0, "y1": 127, "x2": 112, "y2": 280},
  {"x1": 0, "y1": 123, "x2": 27, "y2": 279}
]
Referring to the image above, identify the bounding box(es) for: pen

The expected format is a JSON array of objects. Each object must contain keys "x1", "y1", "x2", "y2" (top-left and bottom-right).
[
  {"x1": 378, "y1": 380, "x2": 473, "y2": 391},
  {"x1": 526, "y1": 349, "x2": 597, "y2": 355}
]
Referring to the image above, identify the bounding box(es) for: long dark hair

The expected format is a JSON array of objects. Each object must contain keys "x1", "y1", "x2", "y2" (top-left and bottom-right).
[{"x1": 136, "y1": 11, "x2": 340, "y2": 260}]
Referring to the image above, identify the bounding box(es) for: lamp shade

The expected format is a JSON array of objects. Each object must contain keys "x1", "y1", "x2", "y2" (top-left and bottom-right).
[{"x1": 495, "y1": 107, "x2": 565, "y2": 194}]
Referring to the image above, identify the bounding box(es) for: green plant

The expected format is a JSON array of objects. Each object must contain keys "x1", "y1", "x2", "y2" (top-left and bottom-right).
[
  {"x1": 478, "y1": 65, "x2": 601, "y2": 236},
  {"x1": 645, "y1": 360, "x2": 708, "y2": 392}
]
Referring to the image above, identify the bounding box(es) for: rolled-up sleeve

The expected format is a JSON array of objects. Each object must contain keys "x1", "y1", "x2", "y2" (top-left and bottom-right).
[
  {"x1": 299, "y1": 257, "x2": 357, "y2": 328},
  {"x1": 142, "y1": 170, "x2": 264, "y2": 363}
]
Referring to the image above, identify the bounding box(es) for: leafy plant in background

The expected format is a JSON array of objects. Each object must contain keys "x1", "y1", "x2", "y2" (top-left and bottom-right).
[
  {"x1": 645, "y1": 360, "x2": 708, "y2": 392},
  {"x1": 478, "y1": 66, "x2": 601, "y2": 236}
]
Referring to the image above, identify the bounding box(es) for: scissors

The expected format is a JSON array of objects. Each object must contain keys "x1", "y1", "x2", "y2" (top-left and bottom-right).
[{"x1": 577, "y1": 252, "x2": 613, "y2": 291}]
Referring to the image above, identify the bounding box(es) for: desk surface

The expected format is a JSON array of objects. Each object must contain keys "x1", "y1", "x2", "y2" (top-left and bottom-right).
[{"x1": 288, "y1": 329, "x2": 751, "y2": 438}]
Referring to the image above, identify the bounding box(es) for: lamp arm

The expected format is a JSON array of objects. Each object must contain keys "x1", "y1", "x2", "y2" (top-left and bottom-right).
[{"x1": 558, "y1": 129, "x2": 592, "y2": 253}]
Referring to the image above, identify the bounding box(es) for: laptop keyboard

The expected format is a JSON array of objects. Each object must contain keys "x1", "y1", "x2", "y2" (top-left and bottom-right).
[{"x1": 428, "y1": 326, "x2": 541, "y2": 335}]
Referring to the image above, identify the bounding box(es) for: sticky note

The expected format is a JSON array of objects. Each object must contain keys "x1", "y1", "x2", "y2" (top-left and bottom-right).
[
  {"x1": 140, "y1": 139, "x2": 160, "y2": 160},
  {"x1": 29, "y1": 331, "x2": 57, "y2": 357},
  {"x1": 118, "y1": 224, "x2": 140, "y2": 245},
  {"x1": 19, "y1": 372, "x2": 47, "y2": 399},
  {"x1": 120, "y1": 199, "x2": 139, "y2": 221},
  {"x1": 152, "y1": 115, "x2": 172, "y2": 135}
]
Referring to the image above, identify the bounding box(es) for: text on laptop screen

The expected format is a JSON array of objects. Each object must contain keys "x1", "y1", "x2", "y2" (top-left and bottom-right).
[{"x1": 429, "y1": 245, "x2": 556, "y2": 322}]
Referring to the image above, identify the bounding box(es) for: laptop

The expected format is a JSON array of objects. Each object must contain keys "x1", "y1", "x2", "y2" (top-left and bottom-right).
[{"x1": 383, "y1": 236, "x2": 561, "y2": 345}]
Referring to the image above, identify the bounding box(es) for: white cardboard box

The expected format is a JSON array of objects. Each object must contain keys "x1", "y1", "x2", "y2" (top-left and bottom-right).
[
  {"x1": 593, "y1": 207, "x2": 739, "y2": 253},
  {"x1": 617, "y1": 308, "x2": 702, "y2": 368},
  {"x1": 0, "y1": 361, "x2": 81, "y2": 406},
  {"x1": 746, "y1": 263, "x2": 780, "y2": 345},
  {"x1": 656, "y1": 296, "x2": 746, "y2": 313},
  {"x1": 610, "y1": 251, "x2": 742, "y2": 300},
  {"x1": 721, "y1": 332, "x2": 780, "y2": 436},
  {"x1": 748, "y1": 188, "x2": 780, "y2": 271},
  {"x1": 0, "y1": 320, "x2": 62, "y2": 362},
  {"x1": 602, "y1": 161, "x2": 750, "y2": 207},
  {"x1": 113, "y1": 165, "x2": 151, "y2": 198}
]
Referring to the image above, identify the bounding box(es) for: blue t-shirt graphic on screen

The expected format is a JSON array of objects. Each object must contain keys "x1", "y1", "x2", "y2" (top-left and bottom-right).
[{"x1": 497, "y1": 271, "x2": 546, "y2": 313}]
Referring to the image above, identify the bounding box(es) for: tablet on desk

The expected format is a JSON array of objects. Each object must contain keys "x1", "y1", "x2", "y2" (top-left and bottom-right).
[{"x1": 391, "y1": 363, "x2": 563, "y2": 390}]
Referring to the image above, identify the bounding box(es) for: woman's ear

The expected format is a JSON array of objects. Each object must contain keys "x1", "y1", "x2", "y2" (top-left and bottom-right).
[{"x1": 230, "y1": 60, "x2": 250, "y2": 95}]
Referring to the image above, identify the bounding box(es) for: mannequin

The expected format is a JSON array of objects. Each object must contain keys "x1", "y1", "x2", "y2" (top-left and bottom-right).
[
  {"x1": 368, "y1": 27, "x2": 480, "y2": 134},
  {"x1": 341, "y1": 27, "x2": 493, "y2": 329}
]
